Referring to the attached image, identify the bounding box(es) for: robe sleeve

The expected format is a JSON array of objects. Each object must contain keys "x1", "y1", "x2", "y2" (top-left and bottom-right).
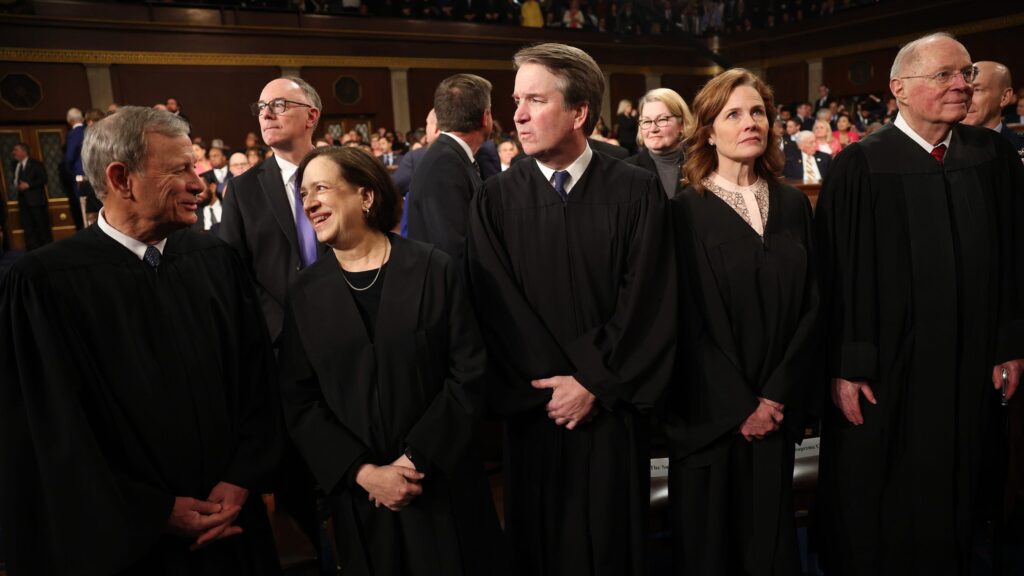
[
  {"x1": 561, "y1": 177, "x2": 679, "y2": 411},
  {"x1": 466, "y1": 183, "x2": 573, "y2": 415},
  {"x1": 816, "y1": 146, "x2": 880, "y2": 381},
  {"x1": 279, "y1": 301, "x2": 370, "y2": 494},
  {"x1": 220, "y1": 251, "x2": 284, "y2": 492},
  {"x1": 760, "y1": 190, "x2": 822, "y2": 419},
  {"x1": 0, "y1": 262, "x2": 173, "y2": 575},
  {"x1": 404, "y1": 254, "x2": 487, "y2": 477},
  {"x1": 992, "y1": 138, "x2": 1024, "y2": 362}
]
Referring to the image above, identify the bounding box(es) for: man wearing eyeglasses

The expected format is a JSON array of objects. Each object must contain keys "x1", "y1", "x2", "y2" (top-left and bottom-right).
[
  {"x1": 816, "y1": 32, "x2": 1024, "y2": 576},
  {"x1": 219, "y1": 76, "x2": 329, "y2": 567}
]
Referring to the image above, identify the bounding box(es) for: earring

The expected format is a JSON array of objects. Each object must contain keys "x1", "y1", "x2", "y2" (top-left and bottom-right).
[
  {"x1": 708, "y1": 139, "x2": 715, "y2": 146},
  {"x1": 363, "y1": 206, "x2": 370, "y2": 217}
]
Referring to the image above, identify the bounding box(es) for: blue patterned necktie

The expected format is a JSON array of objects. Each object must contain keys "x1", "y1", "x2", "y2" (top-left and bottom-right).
[
  {"x1": 143, "y1": 245, "x2": 161, "y2": 269},
  {"x1": 292, "y1": 179, "x2": 318, "y2": 268},
  {"x1": 552, "y1": 170, "x2": 570, "y2": 203}
]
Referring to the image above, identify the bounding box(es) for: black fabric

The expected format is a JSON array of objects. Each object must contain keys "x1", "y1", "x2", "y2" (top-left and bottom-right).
[
  {"x1": 665, "y1": 180, "x2": 820, "y2": 575},
  {"x1": 406, "y1": 134, "x2": 483, "y2": 264},
  {"x1": 476, "y1": 139, "x2": 501, "y2": 181},
  {"x1": 392, "y1": 146, "x2": 427, "y2": 197},
  {"x1": 14, "y1": 157, "x2": 52, "y2": 250},
  {"x1": 626, "y1": 147, "x2": 683, "y2": 197},
  {"x1": 279, "y1": 234, "x2": 508, "y2": 576},
  {"x1": 342, "y1": 263, "x2": 387, "y2": 341},
  {"x1": 815, "y1": 123, "x2": 1024, "y2": 576},
  {"x1": 616, "y1": 113, "x2": 639, "y2": 155},
  {"x1": 466, "y1": 152, "x2": 677, "y2": 576},
  {"x1": 0, "y1": 226, "x2": 283, "y2": 576},
  {"x1": 588, "y1": 137, "x2": 629, "y2": 159}
]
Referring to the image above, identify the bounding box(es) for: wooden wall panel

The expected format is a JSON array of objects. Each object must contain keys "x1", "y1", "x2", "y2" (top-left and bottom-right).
[
  {"x1": 299, "y1": 67, "x2": 394, "y2": 138},
  {"x1": 823, "y1": 48, "x2": 898, "y2": 99},
  {"x1": 110, "y1": 65, "x2": 280, "y2": 151},
  {"x1": 609, "y1": 74, "x2": 647, "y2": 114},
  {"x1": 765, "y1": 62, "x2": 809, "y2": 108},
  {"x1": 661, "y1": 74, "x2": 711, "y2": 105},
  {"x1": 959, "y1": 25, "x2": 1024, "y2": 80},
  {"x1": 406, "y1": 69, "x2": 516, "y2": 137},
  {"x1": 0, "y1": 62, "x2": 91, "y2": 123}
]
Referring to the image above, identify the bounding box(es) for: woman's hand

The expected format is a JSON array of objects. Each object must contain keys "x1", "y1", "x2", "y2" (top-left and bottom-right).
[
  {"x1": 355, "y1": 463, "x2": 426, "y2": 512},
  {"x1": 739, "y1": 397, "x2": 784, "y2": 441}
]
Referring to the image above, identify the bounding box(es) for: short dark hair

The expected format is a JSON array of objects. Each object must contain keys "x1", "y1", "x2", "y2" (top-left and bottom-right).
[
  {"x1": 14, "y1": 142, "x2": 29, "y2": 154},
  {"x1": 513, "y1": 43, "x2": 605, "y2": 135},
  {"x1": 434, "y1": 74, "x2": 492, "y2": 133},
  {"x1": 296, "y1": 146, "x2": 401, "y2": 234}
]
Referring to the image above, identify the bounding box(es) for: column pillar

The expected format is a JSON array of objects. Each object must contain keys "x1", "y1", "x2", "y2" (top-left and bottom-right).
[
  {"x1": 807, "y1": 58, "x2": 823, "y2": 103},
  {"x1": 644, "y1": 72, "x2": 661, "y2": 93},
  {"x1": 390, "y1": 67, "x2": 411, "y2": 134},
  {"x1": 602, "y1": 71, "x2": 612, "y2": 125},
  {"x1": 281, "y1": 66, "x2": 301, "y2": 78},
  {"x1": 84, "y1": 64, "x2": 114, "y2": 110}
]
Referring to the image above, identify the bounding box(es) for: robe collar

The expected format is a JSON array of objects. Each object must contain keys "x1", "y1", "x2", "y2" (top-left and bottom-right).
[
  {"x1": 535, "y1": 143, "x2": 593, "y2": 195},
  {"x1": 894, "y1": 113, "x2": 952, "y2": 153}
]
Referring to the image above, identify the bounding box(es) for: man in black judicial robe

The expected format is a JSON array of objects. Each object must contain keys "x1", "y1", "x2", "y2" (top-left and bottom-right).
[
  {"x1": 816, "y1": 34, "x2": 1024, "y2": 576},
  {"x1": 0, "y1": 107, "x2": 282, "y2": 576},
  {"x1": 466, "y1": 43, "x2": 676, "y2": 576}
]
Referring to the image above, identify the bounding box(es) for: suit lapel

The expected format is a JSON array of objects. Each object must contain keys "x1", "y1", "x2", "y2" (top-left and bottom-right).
[
  {"x1": 259, "y1": 158, "x2": 301, "y2": 260},
  {"x1": 438, "y1": 134, "x2": 481, "y2": 188},
  {"x1": 374, "y1": 235, "x2": 428, "y2": 345}
]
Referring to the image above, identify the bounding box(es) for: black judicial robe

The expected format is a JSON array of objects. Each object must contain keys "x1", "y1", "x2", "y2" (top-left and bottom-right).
[
  {"x1": 466, "y1": 152, "x2": 677, "y2": 576},
  {"x1": 278, "y1": 235, "x2": 506, "y2": 576},
  {"x1": 815, "y1": 123, "x2": 1024, "y2": 576},
  {"x1": 0, "y1": 226, "x2": 283, "y2": 576},
  {"x1": 666, "y1": 181, "x2": 820, "y2": 576}
]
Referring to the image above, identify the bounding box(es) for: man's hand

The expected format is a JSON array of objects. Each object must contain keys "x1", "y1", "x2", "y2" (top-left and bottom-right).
[
  {"x1": 355, "y1": 463, "x2": 425, "y2": 512},
  {"x1": 190, "y1": 482, "x2": 249, "y2": 549},
  {"x1": 739, "y1": 397, "x2": 784, "y2": 441},
  {"x1": 17, "y1": 181, "x2": 27, "y2": 191},
  {"x1": 532, "y1": 375, "x2": 597, "y2": 430},
  {"x1": 993, "y1": 359, "x2": 1024, "y2": 401},
  {"x1": 166, "y1": 497, "x2": 233, "y2": 538},
  {"x1": 831, "y1": 378, "x2": 877, "y2": 425},
  {"x1": 392, "y1": 453, "x2": 417, "y2": 471}
]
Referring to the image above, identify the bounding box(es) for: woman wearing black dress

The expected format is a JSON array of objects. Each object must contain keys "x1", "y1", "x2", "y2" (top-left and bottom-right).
[
  {"x1": 615, "y1": 98, "x2": 640, "y2": 155},
  {"x1": 279, "y1": 146, "x2": 506, "y2": 576},
  {"x1": 666, "y1": 68, "x2": 820, "y2": 576}
]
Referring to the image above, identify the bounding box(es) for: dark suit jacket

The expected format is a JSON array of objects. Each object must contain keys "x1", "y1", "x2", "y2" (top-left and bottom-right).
[
  {"x1": 200, "y1": 168, "x2": 232, "y2": 197},
  {"x1": 392, "y1": 146, "x2": 428, "y2": 197},
  {"x1": 377, "y1": 151, "x2": 403, "y2": 168},
  {"x1": 407, "y1": 133, "x2": 481, "y2": 263},
  {"x1": 476, "y1": 140, "x2": 501, "y2": 180},
  {"x1": 783, "y1": 150, "x2": 831, "y2": 181},
  {"x1": 626, "y1": 147, "x2": 683, "y2": 196},
  {"x1": 15, "y1": 157, "x2": 48, "y2": 207},
  {"x1": 998, "y1": 124, "x2": 1024, "y2": 157},
  {"x1": 219, "y1": 156, "x2": 328, "y2": 345},
  {"x1": 63, "y1": 125, "x2": 85, "y2": 179}
]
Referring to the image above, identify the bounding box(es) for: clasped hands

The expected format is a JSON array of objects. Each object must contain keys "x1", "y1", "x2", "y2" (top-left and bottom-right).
[
  {"x1": 166, "y1": 481, "x2": 248, "y2": 551},
  {"x1": 355, "y1": 453, "x2": 425, "y2": 512},
  {"x1": 532, "y1": 375, "x2": 597, "y2": 430},
  {"x1": 830, "y1": 358, "x2": 1022, "y2": 426},
  {"x1": 739, "y1": 397, "x2": 785, "y2": 441}
]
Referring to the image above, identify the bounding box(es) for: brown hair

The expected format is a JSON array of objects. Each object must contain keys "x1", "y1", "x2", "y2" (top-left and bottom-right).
[
  {"x1": 434, "y1": 74, "x2": 492, "y2": 133},
  {"x1": 683, "y1": 68, "x2": 783, "y2": 193},
  {"x1": 296, "y1": 146, "x2": 401, "y2": 233},
  {"x1": 513, "y1": 43, "x2": 605, "y2": 134}
]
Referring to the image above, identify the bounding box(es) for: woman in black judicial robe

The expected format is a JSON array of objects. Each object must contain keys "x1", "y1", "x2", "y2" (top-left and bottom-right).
[
  {"x1": 665, "y1": 69, "x2": 820, "y2": 576},
  {"x1": 626, "y1": 87, "x2": 694, "y2": 198},
  {"x1": 278, "y1": 146, "x2": 506, "y2": 576}
]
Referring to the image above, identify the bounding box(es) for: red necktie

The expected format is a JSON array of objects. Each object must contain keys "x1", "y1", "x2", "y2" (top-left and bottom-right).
[{"x1": 930, "y1": 144, "x2": 946, "y2": 166}]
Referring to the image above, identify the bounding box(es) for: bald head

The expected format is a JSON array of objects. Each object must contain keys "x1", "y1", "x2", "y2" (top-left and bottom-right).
[
  {"x1": 964, "y1": 61, "x2": 1015, "y2": 129},
  {"x1": 890, "y1": 32, "x2": 961, "y2": 80}
]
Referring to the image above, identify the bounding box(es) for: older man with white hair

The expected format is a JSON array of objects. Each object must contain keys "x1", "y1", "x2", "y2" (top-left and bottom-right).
[
  {"x1": 816, "y1": 32, "x2": 1024, "y2": 575},
  {"x1": 0, "y1": 106, "x2": 283, "y2": 575}
]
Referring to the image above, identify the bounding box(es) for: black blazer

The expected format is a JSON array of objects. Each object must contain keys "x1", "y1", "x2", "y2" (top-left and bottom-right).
[
  {"x1": 999, "y1": 124, "x2": 1024, "y2": 157},
  {"x1": 626, "y1": 147, "x2": 684, "y2": 196},
  {"x1": 406, "y1": 133, "x2": 482, "y2": 263},
  {"x1": 219, "y1": 155, "x2": 328, "y2": 345},
  {"x1": 783, "y1": 150, "x2": 831, "y2": 181},
  {"x1": 14, "y1": 157, "x2": 48, "y2": 207}
]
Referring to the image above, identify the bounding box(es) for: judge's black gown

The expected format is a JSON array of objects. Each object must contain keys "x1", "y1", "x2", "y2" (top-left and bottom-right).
[
  {"x1": 279, "y1": 234, "x2": 507, "y2": 576},
  {"x1": 466, "y1": 152, "x2": 677, "y2": 576},
  {"x1": 666, "y1": 181, "x2": 820, "y2": 576},
  {"x1": 0, "y1": 226, "x2": 283, "y2": 576},
  {"x1": 815, "y1": 123, "x2": 1024, "y2": 576}
]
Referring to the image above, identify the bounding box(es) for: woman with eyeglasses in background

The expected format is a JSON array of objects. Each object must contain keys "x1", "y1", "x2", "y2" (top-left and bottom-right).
[{"x1": 627, "y1": 88, "x2": 695, "y2": 197}]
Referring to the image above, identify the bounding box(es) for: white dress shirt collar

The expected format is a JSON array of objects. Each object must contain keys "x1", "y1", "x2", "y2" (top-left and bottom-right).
[
  {"x1": 275, "y1": 154, "x2": 300, "y2": 220},
  {"x1": 441, "y1": 132, "x2": 475, "y2": 164},
  {"x1": 894, "y1": 113, "x2": 952, "y2": 154},
  {"x1": 535, "y1": 144, "x2": 593, "y2": 195},
  {"x1": 97, "y1": 208, "x2": 167, "y2": 260}
]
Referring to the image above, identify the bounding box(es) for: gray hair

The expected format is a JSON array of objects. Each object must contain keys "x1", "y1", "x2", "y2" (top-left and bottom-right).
[
  {"x1": 66, "y1": 107, "x2": 83, "y2": 124},
  {"x1": 281, "y1": 76, "x2": 322, "y2": 129},
  {"x1": 82, "y1": 106, "x2": 189, "y2": 200},
  {"x1": 890, "y1": 32, "x2": 957, "y2": 79},
  {"x1": 795, "y1": 130, "x2": 815, "y2": 145}
]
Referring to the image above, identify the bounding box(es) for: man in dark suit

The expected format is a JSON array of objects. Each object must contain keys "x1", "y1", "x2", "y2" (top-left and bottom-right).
[
  {"x1": 796, "y1": 102, "x2": 816, "y2": 131},
  {"x1": 200, "y1": 145, "x2": 232, "y2": 198},
  {"x1": 219, "y1": 76, "x2": 327, "y2": 561},
  {"x1": 407, "y1": 73, "x2": 493, "y2": 263},
  {"x1": 963, "y1": 60, "x2": 1024, "y2": 158},
  {"x1": 63, "y1": 107, "x2": 85, "y2": 231},
  {"x1": 815, "y1": 84, "x2": 834, "y2": 112},
  {"x1": 12, "y1": 142, "x2": 51, "y2": 250},
  {"x1": 393, "y1": 108, "x2": 439, "y2": 197},
  {"x1": 784, "y1": 130, "x2": 831, "y2": 182}
]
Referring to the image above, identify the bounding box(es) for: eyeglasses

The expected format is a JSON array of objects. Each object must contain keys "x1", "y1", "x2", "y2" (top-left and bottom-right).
[
  {"x1": 898, "y1": 65, "x2": 978, "y2": 86},
  {"x1": 639, "y1": 115, "x2": 679, "y2": 130},
  {"x1": 250, "y1": 98, "x2": 313, "y2": 116}
]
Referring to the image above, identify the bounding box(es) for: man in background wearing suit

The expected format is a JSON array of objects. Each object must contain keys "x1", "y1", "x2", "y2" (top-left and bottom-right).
[
  {"x1": 963, "y1": 60, "x2": 1024, "y2": 158},
  {"x1": 406, "y1": 73, "x2": 492, "y2": 262},
  {"x1": 219, "y1": 75, "x2": 327, "y2": 567},
  {"x1": 63, "y1": 107, "x2": 86, "y2": 231},
  {"x1": 784, "y1": 130, "x2": 830, "y2": 183},
  {"x1": 12, "y1": 142, "x2": 51, "y2": 250},
  {"x1": 201, "y1": 145, "x2": 232, "y2": 198}
]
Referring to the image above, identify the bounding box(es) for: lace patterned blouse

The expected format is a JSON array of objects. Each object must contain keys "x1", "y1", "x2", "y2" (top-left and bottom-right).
[{"x1": 701, "y1": 173, "x2": 770, "y2": 237}]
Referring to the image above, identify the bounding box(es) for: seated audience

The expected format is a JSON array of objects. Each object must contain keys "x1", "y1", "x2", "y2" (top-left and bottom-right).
[
  {"x1": 832, "y1": 113, "x2": 860, "y2": 149},
  {"x1": 813, "y1": 119, "x2": 840, "y2": 155}
]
